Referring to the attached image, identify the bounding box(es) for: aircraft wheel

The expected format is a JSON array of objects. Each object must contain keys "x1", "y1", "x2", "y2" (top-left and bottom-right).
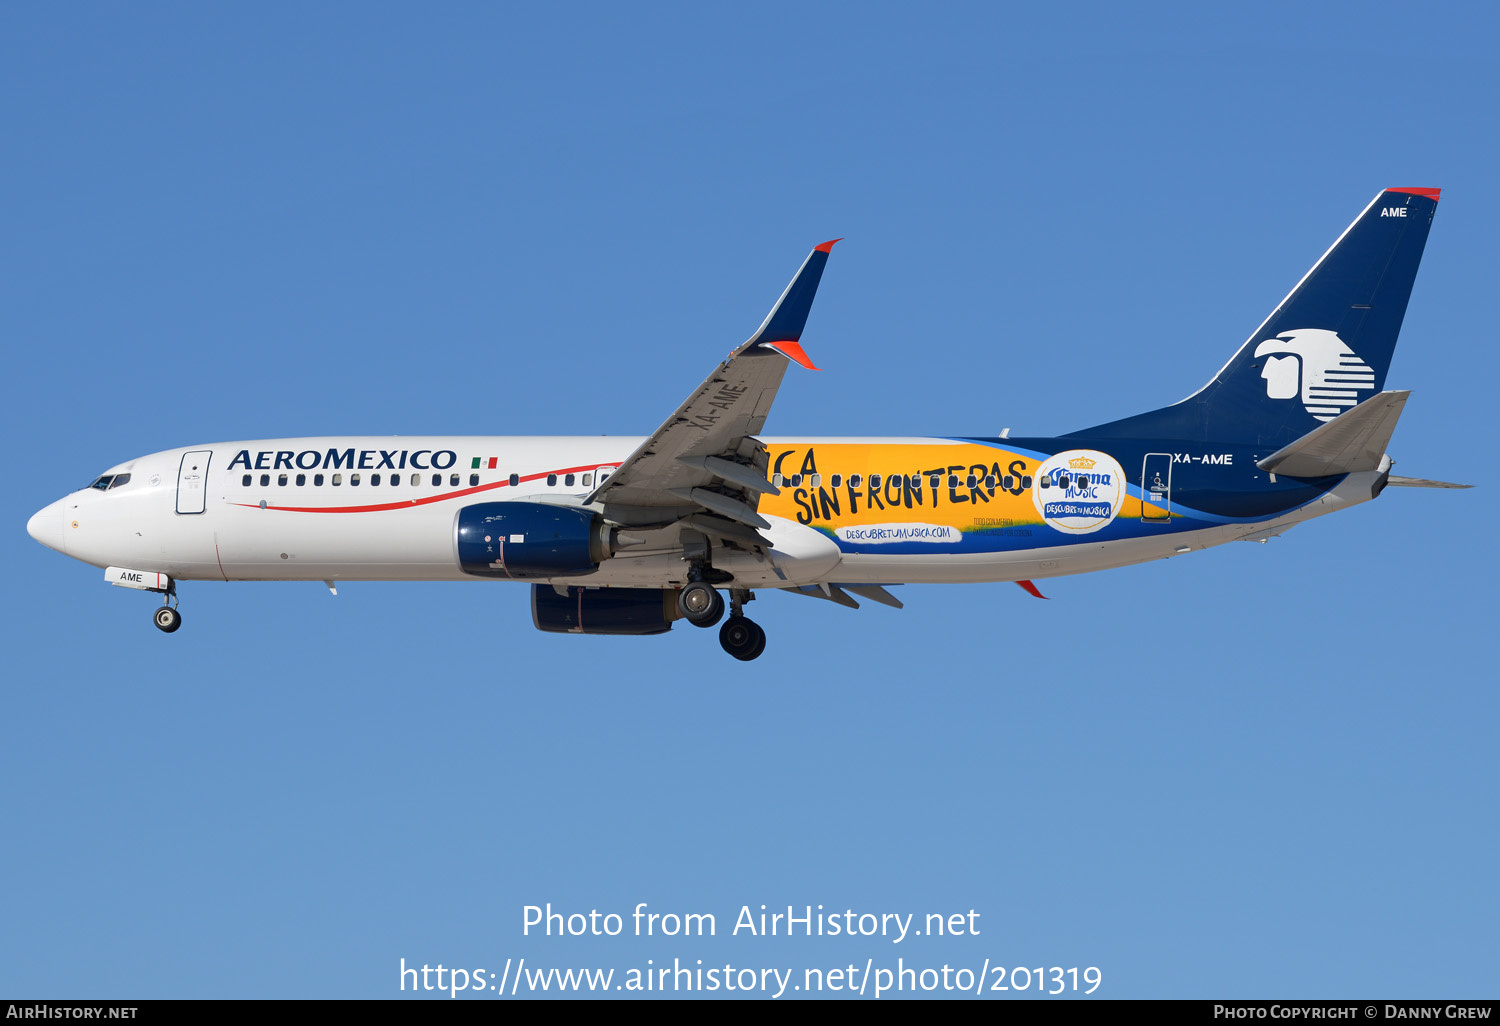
[
  {"x1": 153, "y1": 606, "x2": 182, "y2": 634},
  {"x1": 719, "y1": 616, "x2": 765, "y2": 661},
  {"x1": 678, "y1": 582, "x2": 724, "y2": 627},
  {"x1": 745, "y1": 622, "x2": 767, "y2": 661}
]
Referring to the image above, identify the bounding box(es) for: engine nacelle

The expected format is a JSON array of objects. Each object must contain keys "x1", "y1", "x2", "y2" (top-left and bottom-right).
[
  {"x1": 455, "y1": 502, "x2": 611, "y2": 579},
  {"x1": 532, "y1": 585, "x2": 677, "y2": 635}
]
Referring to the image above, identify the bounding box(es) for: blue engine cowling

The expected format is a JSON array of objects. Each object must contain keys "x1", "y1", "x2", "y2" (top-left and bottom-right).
[
  {"x1": 455, "y1": 502, "x2": 610, "y2": 579},
  {"x1": 532, "y1": 586, "x2": 676, "y2": 635}
]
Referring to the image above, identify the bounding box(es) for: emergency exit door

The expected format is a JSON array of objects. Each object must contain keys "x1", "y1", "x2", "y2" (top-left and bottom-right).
[
  {"x1": 1141, "y1": 453, "x2": 1171, "y2": 521},
  {"x1": 176, "y1": 451, "x2": 212, "y2": 514}
]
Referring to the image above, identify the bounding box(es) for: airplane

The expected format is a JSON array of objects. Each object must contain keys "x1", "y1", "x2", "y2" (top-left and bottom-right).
[{"x1": 26, "y1": 187, "x2": 1466, "y2": 660}]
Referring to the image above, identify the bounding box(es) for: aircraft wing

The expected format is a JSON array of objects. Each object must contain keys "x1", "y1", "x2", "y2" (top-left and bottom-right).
[{"x1": 583, "y1": 241, "x2": 839, "y2": 531}]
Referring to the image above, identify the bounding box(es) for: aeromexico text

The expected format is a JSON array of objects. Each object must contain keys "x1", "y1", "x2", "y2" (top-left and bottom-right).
[{"x1": 227, "y1": 448, "x2": 459, "y2": 471}]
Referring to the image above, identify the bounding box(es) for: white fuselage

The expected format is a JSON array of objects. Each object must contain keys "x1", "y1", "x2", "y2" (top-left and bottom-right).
[{"x1": 26, "y1": 435, "x2": 1380, "y2": 593}]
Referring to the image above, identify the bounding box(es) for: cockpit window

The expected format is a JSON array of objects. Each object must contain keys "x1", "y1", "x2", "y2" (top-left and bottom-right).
[
  {"x1": 87, "y1": 473, "x2": 132, "y2": 490},
  {"x1": 89, "y1": 475, "x2": 114, "y2": 490},
  {"x1": 108, "y1": 473, "x2": 130, "y2": 488}
]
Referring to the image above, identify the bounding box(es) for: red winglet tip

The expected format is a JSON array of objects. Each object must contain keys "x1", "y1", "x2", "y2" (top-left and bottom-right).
[
  {"x1": 767, "y1": 339, "x2": 820, "y2": 370},
  {"x1": 1386, "y1": 187, "x2": 1441, "y2": 201},
  {"x1": 1016, "y1": 579, "x2": 1048, "y2": 600},
  {"x1": 815, "y1": 238, "x2": 843, "y2": 253}
]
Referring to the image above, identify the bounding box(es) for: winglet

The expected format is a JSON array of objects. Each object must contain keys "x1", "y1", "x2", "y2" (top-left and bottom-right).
[
  {"x1": 761, "y1": 339, "x2": 819, "y2": 370},
  {"x1": 744, "y1": 240, "x2": 840, "y2": 368},
  {"x1": 1016, "y1": 579, "x2": 1049, "y2": 599},
  {"x1": 815, "y1": 238, "x2": 843, "y2": 253}
]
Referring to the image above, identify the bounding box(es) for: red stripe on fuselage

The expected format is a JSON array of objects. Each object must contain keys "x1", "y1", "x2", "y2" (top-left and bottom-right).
[{"x1": 230, "y1": 463, "x2": 613, "y2": 514}]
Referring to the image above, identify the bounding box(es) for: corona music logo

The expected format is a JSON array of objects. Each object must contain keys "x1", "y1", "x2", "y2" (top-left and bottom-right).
[
  {"x1": 1253, "y1": 328, "x2": 1375, "y2": 422},
  {"x1": 1031, "y1": 449, "x2": 1125, "y2": 535}
]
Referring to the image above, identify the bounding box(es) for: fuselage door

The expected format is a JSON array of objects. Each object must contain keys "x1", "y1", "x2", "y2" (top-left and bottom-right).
[
  {"x1": 176, "y1": 450, "x2": 212, "y2": 515},
  {"x1": 1141, "y1": 453, "x2": 1171, "y2": 521}
]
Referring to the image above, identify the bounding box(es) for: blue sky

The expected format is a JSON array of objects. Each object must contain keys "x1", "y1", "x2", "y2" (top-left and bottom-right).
[{"x1": 3, "y1": 1, "x2": 1495, "y2": 999}]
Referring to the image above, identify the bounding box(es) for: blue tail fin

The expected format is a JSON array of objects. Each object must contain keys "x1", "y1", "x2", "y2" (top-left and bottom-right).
[{"x1": 1071, "y1": 188, "x2": 1440, "y2": 447}]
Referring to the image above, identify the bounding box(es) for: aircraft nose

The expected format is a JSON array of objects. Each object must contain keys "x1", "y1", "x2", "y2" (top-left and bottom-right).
[{"x1": 26, "y1": 503, "x2": 65, "y2": 553}]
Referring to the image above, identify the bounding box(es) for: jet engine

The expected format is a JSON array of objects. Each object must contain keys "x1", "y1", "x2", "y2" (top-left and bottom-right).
[
  {"x1": 455, "y1": 501, "x2": 617, "y2": 579},
  {"x1": 531, "y1": 585, "x2": 678, "y2": 635}
]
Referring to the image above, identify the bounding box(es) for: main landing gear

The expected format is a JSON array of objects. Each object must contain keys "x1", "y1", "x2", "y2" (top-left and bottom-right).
[
  {"x1": 717, "y1": 588, "x2": 765, "y2": 661},
  {"x1": 680, "y1": 537, "x2": 766, "y2": 659},
  {"x1": 677, "y1": 581, "x2": 725, "y2": 627},
  {"x1": 152, "y1": 580, "x2": 182, "y2": 634},
  {"x1": 718, "y1": 615, "x2": 766, "y2": 661},
  {"x1": 677, "y1": 582, "x2": 767, "y2": 660}
]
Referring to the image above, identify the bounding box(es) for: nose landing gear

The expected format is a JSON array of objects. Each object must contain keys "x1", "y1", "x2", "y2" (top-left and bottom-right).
[{"x1": 152, "y1": 580, "x2": 182, "y2": 634}]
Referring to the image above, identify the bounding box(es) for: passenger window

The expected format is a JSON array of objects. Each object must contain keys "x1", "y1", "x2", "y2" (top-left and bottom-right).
[
  {"x1": 831, "y1": 474, "x2": 842, "y2": 488},
  {"x1": 242, "y1": 474, "x2": 252, "y2": 487},
  {"x1": 432, "y1": 473, "x2": 441, "y2": 486},
  {"x1": 278, "y1": 474, "x2": 288, "y2": 486},
  {"x1": 966, "y1": 474, "x2": 977, "y2": 488},
  {"x1": 296, "y1": 473, "x2": 306, "y2": 486},
  {"x1": 449, "y1": 474, "x2": 459, "y2": 486},
  {"x1": 930, "y1": 475, "x2": 941, "y2": 489},
  {"x1": 547, "y1": 474, "x2": 557, "y2": 486},
  {"x1": 413, "y1": 473, "x2": 422, "y2": 486},
  {"x1": 772, "y1": 473, "x2": 783, "y2": 487},
  {"x1": 1059, "y1": 473, "x2": 1071, "y2": 488},
  {"x1": 582, "y1": 473, "x2": 593, "y2": 486},
  {"x1": 985, "y1": 475, "x2": 996, "y2": 489},
  {"x1": 509, "y1": 473, "x2": 519, "y2": 487},
  {"x1": 849, "y1": 474, "x2": 862, "y2": 488},
  {"x1": 351, "y1": 474, "x2": 361, "y2": 486},
  {"x1": 260, "y1": 474, "x2": 270, "y2": 487},
  {"x1": 332, "y1": 474, "x2": 342, "y2": 486},
  {"x1": 314, "y1": 474, "x2": 324, "y2": 486},
  {"x1": 565, "y1": 473, "x2": 575, "y2": 487},
  {"x1": 469, "y1": 473, "x2": 479, "y2": 486},
  {"x1": 949, "y1": 475, "x2": 960, "y2": 488},
  {"x1": 390, "y1": 474, "x2": 400, "y2": 486}
]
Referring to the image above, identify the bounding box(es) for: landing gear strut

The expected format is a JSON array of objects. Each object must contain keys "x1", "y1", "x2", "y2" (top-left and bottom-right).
[
  {"x1": 152, "y1": 580, "x2": 182, "y2": 634},
  {"x1": 718, "y1": 589, "x2": 765, "y2": 661}
]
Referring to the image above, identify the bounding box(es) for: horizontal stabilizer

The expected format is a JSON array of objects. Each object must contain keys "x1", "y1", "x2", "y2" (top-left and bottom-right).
[
  {"x1": 1385, "y1": 476, "x2": 1473, "y2": 489},
  {"x1": 1256, "y1": 390, "x2": 1409, "y2": 477}
]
